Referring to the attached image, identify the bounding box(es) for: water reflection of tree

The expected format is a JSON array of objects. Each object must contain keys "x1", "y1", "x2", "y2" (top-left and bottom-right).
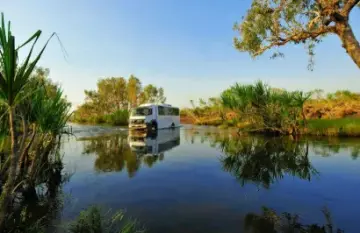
[
  {"x1": 80, "y1": 134, "x2": 164, "y2": 177},
  {"x1": 245, "y1": 206, "x2": 344, "y2": 233},
  {"x1": 212, "y1": 135, "x2": 318, "y2": 189},
  {"x1": 309, "y1": 138, "x2": 360, "y2": 160}
]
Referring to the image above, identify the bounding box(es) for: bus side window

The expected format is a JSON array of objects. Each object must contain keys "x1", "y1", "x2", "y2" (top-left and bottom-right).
[
  {"x1": 171, "y1": 108, "x2": 179, "y2": 116},
  {"x1": 166, "y1": 107, "x2": 172, "y2": 116},
  {"x1": 158, "y1": 106, "x2": 165, "y2": 115}
]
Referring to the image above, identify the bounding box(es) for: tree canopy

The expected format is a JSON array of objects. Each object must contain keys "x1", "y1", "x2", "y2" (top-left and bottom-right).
[
  {"x1": 234, "y1": 0, "x2": 360, "y2": 69},
  {"x1": 72, "y1": 76, "x2": 166, "y2": 124}
]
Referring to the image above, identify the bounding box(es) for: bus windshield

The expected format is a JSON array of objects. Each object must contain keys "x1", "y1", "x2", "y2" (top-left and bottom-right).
[{"x1": 131, "y1": 107, "x2": 152, "y2": 116}]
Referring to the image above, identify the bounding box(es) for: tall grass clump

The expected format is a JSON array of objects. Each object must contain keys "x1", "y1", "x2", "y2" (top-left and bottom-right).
[
  {"x1": 221, "y1": 81, "x2": 311, "y2": 135},
  {"x1": 67, "y1": 206, "x2": 145, "y2": 233}
]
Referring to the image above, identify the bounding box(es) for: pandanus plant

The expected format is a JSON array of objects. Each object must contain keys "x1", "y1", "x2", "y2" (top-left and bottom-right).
[{"x1": 0, "y1": 12, "x2": 57, "y2": 228}]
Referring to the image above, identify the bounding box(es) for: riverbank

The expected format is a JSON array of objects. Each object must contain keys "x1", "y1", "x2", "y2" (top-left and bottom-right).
[
  {"x1": 180, "y1": 116, "x2": 360, "y2": 137},
  {"x1": 69, "y1": 116, "x2": 360, "y2": 137},
  {"x1": 305, "y1": 118, "x2": 360, "y2": 136}
]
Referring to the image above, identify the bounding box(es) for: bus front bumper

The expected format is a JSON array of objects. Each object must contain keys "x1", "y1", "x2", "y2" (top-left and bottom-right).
[{"x1": 129, "y1": 124, "x2": 147, "y2": 130}]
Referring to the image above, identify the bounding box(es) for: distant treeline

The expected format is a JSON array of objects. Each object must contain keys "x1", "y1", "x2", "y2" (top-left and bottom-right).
[
  {"x1": 181, "y1": 81, "x2": 360, "y2": 136},
  {"x1": 72, "y1": 75, "x2": 166, "y2": 125}
]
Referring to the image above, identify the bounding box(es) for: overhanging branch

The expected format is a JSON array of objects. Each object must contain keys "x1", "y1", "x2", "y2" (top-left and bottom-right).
[{"x1": 254, "y1": 26, "x2": 337, "y2": 56}]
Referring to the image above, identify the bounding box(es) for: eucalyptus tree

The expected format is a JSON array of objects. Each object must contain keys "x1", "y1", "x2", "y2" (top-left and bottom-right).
[
  {"x1": 140, "y1": 84, "x2": 166, "y2": 104},
  {"x1": 127, "y1": 75, "x2": 142, "y2": 108},
  {"x1": 234, "y1": 0, "x2": 360, "y2": 69}
]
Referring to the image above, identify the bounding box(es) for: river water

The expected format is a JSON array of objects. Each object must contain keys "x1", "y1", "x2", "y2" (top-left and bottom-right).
[{"x1": 55, "y1": 124, "x2": 360, "y2": 232}]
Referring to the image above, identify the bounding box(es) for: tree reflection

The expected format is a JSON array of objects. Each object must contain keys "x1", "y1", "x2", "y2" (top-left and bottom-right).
[
  {"x1": 211, "y1": 135, "x2": 318, "y2": 189},
  {"x1": 81, "y1": 134, "x2": 141, "y2": 177},
  {"x1": 80, "y1": 133, "x2": 170, "y2": 177},
  {"x1": 244, "y1": 206, "x2": 344, "y2": 233},
  {"x1": 309, "y1": 137, "x2": 360, "y2": 160}
]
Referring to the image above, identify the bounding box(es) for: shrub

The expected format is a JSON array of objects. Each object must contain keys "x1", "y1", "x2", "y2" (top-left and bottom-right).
[{"x1": 104, "y1": 110, "x2": 129, "y2": 126}]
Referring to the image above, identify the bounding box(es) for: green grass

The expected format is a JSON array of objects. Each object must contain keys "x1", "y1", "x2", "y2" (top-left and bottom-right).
[
  {"x1": 306, "y1": 118, "x2": 360, "y2": 136},
  {"x1": 67, "y1": 206, "x2": 144, "y2": 233}
]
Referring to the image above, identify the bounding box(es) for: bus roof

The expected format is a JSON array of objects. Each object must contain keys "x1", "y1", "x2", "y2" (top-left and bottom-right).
[{"x1": 138, "y1": 103, "x2": 177, "y2": 108}]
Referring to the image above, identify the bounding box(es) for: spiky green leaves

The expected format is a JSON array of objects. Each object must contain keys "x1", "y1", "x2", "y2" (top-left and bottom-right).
[
  {"x1": 221, "y1": 81, "x2": 311, "y2": 134},
  {"x1": 31, "y1": 86, "x2": 71, "y2": 134},
  {"x1": 0, "y1": 13, "x2": 55, "y2": 107}
]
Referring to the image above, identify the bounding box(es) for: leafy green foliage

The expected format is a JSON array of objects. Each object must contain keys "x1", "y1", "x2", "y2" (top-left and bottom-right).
[
  {"x1": 140, "y1": 84, "x2": 166, "y2": 104},
  {"x1": 31, "y1": 85, "x2": 71, "y2": 134},
  {"x1": 235, "y1": 0, "x2": 360, "y2": 68},
  {"x1": 221, "y1": 81, "x2": 311, "y2": 135},
  {"x1": 73, "y1": 76, "x2": 166, "y2": 125},
  {"x1": 0, "y1": 12, "x2": 70, "y2": 231},
  {"x1": 0, "y1": 13, "x2": 56, "y2": 107}
]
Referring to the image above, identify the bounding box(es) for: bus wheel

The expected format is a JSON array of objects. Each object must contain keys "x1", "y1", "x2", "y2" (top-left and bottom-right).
[{"x1": 152, "y1": 122, "x2": 158, "y2": 131}]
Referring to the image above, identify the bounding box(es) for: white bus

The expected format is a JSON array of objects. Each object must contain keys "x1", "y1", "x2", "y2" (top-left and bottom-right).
[{"x1": 129, "y1": 103, "x2": 180, "y2": 131}]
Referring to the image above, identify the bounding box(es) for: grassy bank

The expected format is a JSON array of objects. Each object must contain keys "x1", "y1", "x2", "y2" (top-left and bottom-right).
[
  {"x1": 305, "y1": 118, "x2": 360, "y2": 136},
  {"x1": 181, "y1": 116, "x2": 360, "y2": 137}
]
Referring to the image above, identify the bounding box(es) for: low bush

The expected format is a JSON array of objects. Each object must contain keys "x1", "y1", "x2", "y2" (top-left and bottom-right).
[{"x1": 71, "y1": 110, "x2": 129, "y2": 126}]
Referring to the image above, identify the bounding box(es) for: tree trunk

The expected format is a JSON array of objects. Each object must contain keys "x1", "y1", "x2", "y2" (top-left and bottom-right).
[
  {"x1": 16, "y1": 124, "x2": 36, "y2": 179},
  {"x1": 0, "y1": 108, "x2": 19, "y2": 230},
  {"x1": 337, "y1": 22, "x2": 360, "y2": 68},
  {"x1": 302, "y1": 108, "x2": 307, "y2": 128}
]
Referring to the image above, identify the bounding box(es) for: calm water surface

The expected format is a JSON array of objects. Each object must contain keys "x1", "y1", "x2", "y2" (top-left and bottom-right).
[{"x1": 58, "y1": 124, "x2": 360, "y2": 232}]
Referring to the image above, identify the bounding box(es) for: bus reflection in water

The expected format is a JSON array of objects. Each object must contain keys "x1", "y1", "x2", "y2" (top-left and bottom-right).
[{"x1": 128, "y1": 127, "x2": 180, "y2": 156}]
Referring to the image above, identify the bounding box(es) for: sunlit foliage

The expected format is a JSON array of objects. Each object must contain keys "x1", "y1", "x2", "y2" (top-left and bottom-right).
[
  {"x1": 73, "y1": 76, "x2": 166, "y2": 125},
  {"x1": 221, "y1": 81, "x2": 311, "y2": 135},
  {"x1": 0, "y1": 13, "x2": 71, "y2": 231},
  {"x1": 234, "y1": 0, "x2": 360, "y2": 69}
]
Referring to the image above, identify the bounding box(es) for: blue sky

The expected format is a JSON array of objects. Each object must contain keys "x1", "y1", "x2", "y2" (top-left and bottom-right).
[{"x1": 3, "y1": 0, "x2": 360, "y2": 108}]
